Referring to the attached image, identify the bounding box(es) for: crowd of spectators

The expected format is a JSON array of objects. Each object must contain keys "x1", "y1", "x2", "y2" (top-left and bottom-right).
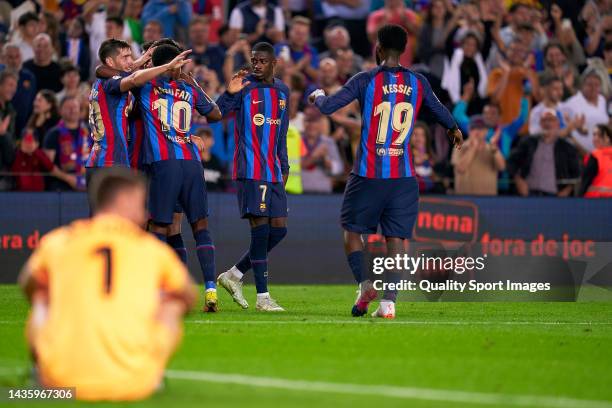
[{"x1": 0, "y1": 0, "x2": 610, "y2": 198}]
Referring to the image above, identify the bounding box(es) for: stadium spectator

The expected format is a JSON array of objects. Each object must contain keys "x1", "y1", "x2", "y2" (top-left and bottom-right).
[
  {"x1": 189, "y1": 17, "x2": 224, "y2": 78},
  {"x1": 441, "y1": 31, "x2": 488, "y2": 111},
  {"x1": 19, "y1": 168, "x2": 196, "y2": 401},
  {"x1": 454, "y1": 90, "x2": 527, "y2": 160},
  {"x1": 0, "y1": 130, "x2": 13, "y2": 191},
  {"x1": 23, "y1": 33, "x2": 62, "y2": 93},
  {"x1": 191, "y1": 64, "x2": 222, "y2": 101},
  {"x1": 320, "y1": 0, "x2": 371, "y2": 57},
  {"x1": 318, "y1": 25, "x2": 364, "y2": 74},
  {"x1": 529, "y1": 73, "x2": 569, "y2": 136},
  {"x1": 142, "y1": 20, "x2": 164, "y2": 44},
  {"x1": 335, "y1": 48, "x2": 359, "y2": 84},
  {"x1": 195, "y1": 127, "x2": 227, "y2": 192},
  {"x1": 228, "y1": 0, "x2": 285, "y2": 45},
  {"x1": 452, "y1": 115, "x2": 505, "y2": 196},
  {"x1": 141, "y1": 0, "x2": 192, "y2": 39},
  {"x1": 491, "y1": 3, "x2": 547, "y2": 65},
  {"x1": 42, "y1": 96, "x2": 89, "y2": 191},
  {"x1": 548, "y1": 5, "x2": 586, "y2": 70},
  {"x1": 0, "y1": 70, "x2": 17, "y2": 144},
  {"x1": 192, "y1": 0, "x2": 224, "y2": 44},
  {"x1": 1, "y1": 43, "x2": 37, "y2": 138},
  {"x1": 411, "y1": 121, "x2": 439, "y2": 193},
  {"x1": 10, "y1": 131, "x2": 72, "y2": 192},
  {"x1": 583, "y1": 2, "x2": 612, "y2": 58},
  {"x1": 443, "y1": 0, "x2": 489, "y2": 63},
  {"x1": 366, "y1": 0, "x2": 420, "y2": 67},
  {"x1": 508, "y1": 110, "x2": 580, "y2": 197},
  {"x1": 300, "y1": 106, "x2": 343, "y2": 193},
  {"x1": 275, "y1": 16, "x2": 319, "y2": 82},
  {"x1": 59, "y1": 17, "x2": 91, "y2": 81},
  {"x1": 605, "y1": 41, "x2": 612, "y2": 84},
  {"x1": 215, "y1": 23, "x2": 249, "y2": 82},
  {"x1": 40, "y1": 10, "x2": 62, "y2": 56},
  {"x1": 541, "y1": 42, "x2": 579, "y2": 99},
  {"x1": 11, "y1": 11, "x2": 39, "y2": 62},
  {"x1": 56, "y1": 64, "x2": 90, "y2": 102},
  {"x1": 106, "y1": 16, "x2": 141, "y2": 58},
  {"x1": 416, "y1": 0, "x2": 451, "y2": 80},
  {"x1": 124, "y1": 0, "x2": 144, "y2": 44},
  {"x1": 487, "y1": 40, "x2": 540, "y2": 127},
  {"x1": 82, "y1": 0, "x2": 126, "y2": 78},
  {"x1": 315, "y1": 58, "x2": 360, "y2": 170},
  {"x1": 562, "y1": 68, "x2": 609, "y2": 154},
  {"x1": 287, "y1": 72, "x2": 306, "y2": 132},
  {"x1": 26, "y1": 90, "x2": 59, "y2": 144},
  {"x1": 580, "y1": 124, "x2": 612, "y2": 198}
]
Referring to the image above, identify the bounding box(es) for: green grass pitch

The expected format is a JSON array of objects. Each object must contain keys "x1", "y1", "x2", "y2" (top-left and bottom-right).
[{"x1": 0, "y1": 284, "x2": 611, "y2": 408}]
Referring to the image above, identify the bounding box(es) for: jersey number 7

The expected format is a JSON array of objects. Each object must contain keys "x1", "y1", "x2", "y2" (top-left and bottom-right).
[{"x1": 374, "y1": 101, "x2": 414, "y2": 146}]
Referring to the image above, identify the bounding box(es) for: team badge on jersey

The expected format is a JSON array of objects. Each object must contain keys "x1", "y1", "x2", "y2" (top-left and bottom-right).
[{"x1": 279, "y1": 99, "x2": 286, "y2": 110}]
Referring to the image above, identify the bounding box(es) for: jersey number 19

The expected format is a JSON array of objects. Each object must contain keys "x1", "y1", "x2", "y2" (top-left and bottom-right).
[{"x1": 374, "y1": 101, "x2": 414, "y2": 146}]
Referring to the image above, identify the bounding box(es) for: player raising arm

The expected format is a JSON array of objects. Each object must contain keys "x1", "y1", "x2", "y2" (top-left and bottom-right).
[
  {"x1": 132, "y1": 44, "x2": 222, "y2": 312},
  {"x1": 215, "y1": 42, "x2": 291, "y2": 312},
  {"x1": 85, "y1": 38, "x2": 191, "y2": 209},
  {"x1": 309, "y1": 24, "x2": 463, "y2": 319}
]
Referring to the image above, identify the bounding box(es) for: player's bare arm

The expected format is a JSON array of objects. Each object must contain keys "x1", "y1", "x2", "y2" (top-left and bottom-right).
[{"x1": 119, "y1": 49, "x2": 192, "y2": 92}]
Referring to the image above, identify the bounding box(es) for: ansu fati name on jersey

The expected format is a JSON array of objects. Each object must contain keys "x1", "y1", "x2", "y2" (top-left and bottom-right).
[{"x1": 153, "y1": 86, "x2": 193, "y2": 103}]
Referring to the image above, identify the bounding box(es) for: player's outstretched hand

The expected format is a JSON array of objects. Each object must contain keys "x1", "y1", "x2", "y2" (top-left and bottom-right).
[
  {"x1": 447, "y1": 127, "x2": 463, "y2": 150},
  {"x1": 227, "y1": 69, "x2": 250, "y2": 94},
  {"x1": 166, "y1": 49, "x2": 193, "y2": 71},
  {"x1": 308, "y1": 89, "x2": 325, "y2": 104}
]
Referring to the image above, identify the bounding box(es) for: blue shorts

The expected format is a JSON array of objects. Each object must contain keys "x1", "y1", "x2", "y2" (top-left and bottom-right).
[
  {"x1": 148, "y1": 160, "x2": 208, "y2": 225},
  {"x1": 341, "y1": 174, "x2": 419, "y2": 239},
  {"x1": 236, "y1": 179, "x2": 288, "y2": 219}
]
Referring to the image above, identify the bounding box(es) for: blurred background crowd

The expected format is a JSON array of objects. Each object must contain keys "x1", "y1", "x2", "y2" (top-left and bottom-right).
[{"x1": 0, "y1": 0, "x2": 611, "y2": 197}]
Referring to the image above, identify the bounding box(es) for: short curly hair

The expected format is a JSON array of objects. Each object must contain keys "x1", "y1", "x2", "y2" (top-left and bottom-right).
[{"x1": 377, "y1": 24, "x2": 408, "y2": 54}]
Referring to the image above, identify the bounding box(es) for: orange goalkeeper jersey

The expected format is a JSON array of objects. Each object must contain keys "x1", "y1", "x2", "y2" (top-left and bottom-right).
[{"x1": 23, "y1": 214, "x2": 192, "y2": 401}]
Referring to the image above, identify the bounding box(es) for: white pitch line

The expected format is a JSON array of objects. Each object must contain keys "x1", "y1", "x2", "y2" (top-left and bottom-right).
[
  {"x1": 165, "y1": 369, "x2": 612, "y2": 408},
  {"x1": 0, "y1": 320, "x2": 610, "y2": 326},
  {"x1": 186, "y1": 319, "x2": 612, "y2": 326}
]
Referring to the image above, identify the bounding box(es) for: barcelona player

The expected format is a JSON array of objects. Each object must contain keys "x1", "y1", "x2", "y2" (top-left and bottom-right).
[
  {"x1": 96, "y1": 38, "x2": 212, "y2": 274},
  {"x1": 19, "y1": 168, "x2": 196, "y2": 401},
  {"x1": 309, "y1": 25, "x2": 463, "y2": 318},
  {"x1": 216, "y1": 42, "x2": 290, "y2": 312},
  {"x1": 85, "y1": 39, "x2": 177, "y2": 207},
  {"x1": 132, "y1": 44, "x2": 223, "y2": 312}
]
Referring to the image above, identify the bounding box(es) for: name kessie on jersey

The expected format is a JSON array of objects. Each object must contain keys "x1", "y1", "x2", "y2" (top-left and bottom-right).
[{"x1": 382, "y1": 83, "x2": 413, "y2": 96}]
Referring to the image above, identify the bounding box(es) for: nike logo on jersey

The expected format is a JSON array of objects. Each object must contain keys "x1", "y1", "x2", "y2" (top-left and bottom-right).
[{"x1": 252, "y1": 100, "x2": 263, "y2": 104}]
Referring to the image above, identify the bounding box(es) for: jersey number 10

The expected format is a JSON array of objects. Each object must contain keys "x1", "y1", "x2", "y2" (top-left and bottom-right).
[
  {"x1": 374, "y1": 101, "x2": 414, "y2": 146},
  {"x1": 152, "y1": 99, "x2": 192, "y2": 133}
]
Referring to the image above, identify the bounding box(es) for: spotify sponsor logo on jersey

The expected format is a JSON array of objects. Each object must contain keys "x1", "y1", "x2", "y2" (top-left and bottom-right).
[{"x1": 253, "y1": 113, "x2": 281, "y2": 126}]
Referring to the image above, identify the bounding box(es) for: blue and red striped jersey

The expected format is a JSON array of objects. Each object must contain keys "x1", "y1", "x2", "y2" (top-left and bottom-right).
[
  {"x1": 217, "y1": 76, "x2": 290, "y2": 182},
  {"x1": 133, "y1": 76, "x2": 216, "y2": 164},
  {"x1": 86, "y1": 74, "x2": 131, "y2": 168},
  {"x1": 314, "y1": 66, "x2": 457, "y2": 179},
  {"x1": 128, "y1": 101, "x2": 145, "y2": 170}
]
